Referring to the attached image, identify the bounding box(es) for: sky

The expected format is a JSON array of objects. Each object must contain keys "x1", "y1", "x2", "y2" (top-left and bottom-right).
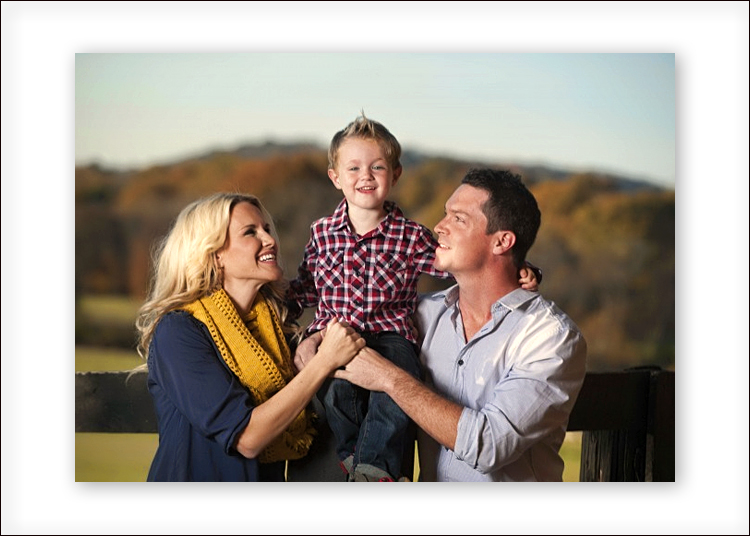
[
  {"x1": 76, "y1": 52, "x2": 676, "y2": 188},
  {"x1": 3, "y1": 2, "x2": 749, "y2": 535}
]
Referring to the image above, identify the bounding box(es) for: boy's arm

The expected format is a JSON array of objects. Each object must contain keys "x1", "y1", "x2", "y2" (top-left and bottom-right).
[{"x1": 287, "y1": 231, "x2": 321, "y2": 317}]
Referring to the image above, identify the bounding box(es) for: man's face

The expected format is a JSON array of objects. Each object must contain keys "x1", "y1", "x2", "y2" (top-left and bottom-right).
[{"x1": 433, "y1": 184, "x2": 494, "y2": 276}]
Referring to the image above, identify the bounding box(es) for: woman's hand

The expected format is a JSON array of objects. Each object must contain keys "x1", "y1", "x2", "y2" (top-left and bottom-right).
[{"x1": 316, "y1": 319, "x2": 365, "y2": 371}]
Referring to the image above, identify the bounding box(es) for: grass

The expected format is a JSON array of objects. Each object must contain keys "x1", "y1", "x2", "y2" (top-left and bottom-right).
[
  {"x1": 77, "y1": 294, "x2": 142, "y2": 325},
  {"x1": 561, "y1": 431, "x2": 582, "y2": 482},
  {"x1": 75, "y1": 346, "x2": 143, "y2": 372},
  {"x1": 76, "y1": 433, "x2": 158, "y2": 482}
]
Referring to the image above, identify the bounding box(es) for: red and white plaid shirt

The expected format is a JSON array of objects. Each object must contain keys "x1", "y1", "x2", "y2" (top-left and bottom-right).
[{"x1": 289, "y1": 199, "x2": 452, "y2": 344}]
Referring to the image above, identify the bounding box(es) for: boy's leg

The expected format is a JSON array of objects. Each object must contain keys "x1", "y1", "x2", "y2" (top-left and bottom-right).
[
  {"x1": 352, "y1": 332, "x2": 421, "y2": 481},
  {"x1": 317, "y1": 377, "x2": 367, "y2": 473}
]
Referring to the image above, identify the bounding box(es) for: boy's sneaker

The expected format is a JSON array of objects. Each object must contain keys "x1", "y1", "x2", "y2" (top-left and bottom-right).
[
  {"x1": 339, "y1": 455, "x2": 355, "y2": 477},
  {"x1": 350, "y1": 463, "x2": 408, "y2": 482}
]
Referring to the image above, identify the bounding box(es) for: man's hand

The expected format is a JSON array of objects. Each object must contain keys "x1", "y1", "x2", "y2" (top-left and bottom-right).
[
  {"x1": 293, "y1": 330, "x2": 323, "y2": 372},
  {"x1": 334, "y1": 346, "x2": 394, "y2": 392},
  {"x1": 336, "y1": 345, "x2": 462, "y2": 452}
]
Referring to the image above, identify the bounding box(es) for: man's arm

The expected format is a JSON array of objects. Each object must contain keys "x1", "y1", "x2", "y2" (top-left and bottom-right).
[
  {"x1": 340, "y1": 324, "x2": 587, "y2": 475},
  {"x1": 335, "y1": 347, "x2": 462, "y2": 450},
  {"x1": 293, "y1": 328, "x2": 323, "y2": 372}
]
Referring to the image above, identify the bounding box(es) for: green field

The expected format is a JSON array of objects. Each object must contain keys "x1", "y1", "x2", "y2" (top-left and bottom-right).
[
  {"x1": 75, "y1": 346, "x2": 143, "y2": 372},
  {"x1": 77, "y1": 294, "x2": 142, "y2": 325},
  {"x1": 75, "y1": 294, "x2": 582, "y2": 482},
  {"x1": 76, "y1": 433, "x2": 158, "y2": 482}
]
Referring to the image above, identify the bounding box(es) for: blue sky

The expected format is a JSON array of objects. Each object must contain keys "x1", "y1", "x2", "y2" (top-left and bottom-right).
[{"x1": 76, "y1": 52, "x2": 675, "y2": 187}]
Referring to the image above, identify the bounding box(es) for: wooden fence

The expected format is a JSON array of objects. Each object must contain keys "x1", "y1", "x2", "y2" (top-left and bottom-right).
[{"x1": 75, "y1": 367, "x2": 675, "y2": 482}]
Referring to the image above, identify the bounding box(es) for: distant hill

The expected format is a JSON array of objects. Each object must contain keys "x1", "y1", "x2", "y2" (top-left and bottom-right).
[
  {"x1": 75, "y1": 141, "x2": 674, "y2": 372},
  {"x1": 188, "y1": 140, "x2": 663, "y2": 193}
]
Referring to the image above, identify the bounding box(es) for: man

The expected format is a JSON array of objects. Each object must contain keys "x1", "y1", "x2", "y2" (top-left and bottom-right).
[{"x1": 334, "y1": 168, "x2": 587, "y2": 481}]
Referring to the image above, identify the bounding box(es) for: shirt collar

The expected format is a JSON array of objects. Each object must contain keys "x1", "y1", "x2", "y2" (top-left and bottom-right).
[
  {"x1": 329, "y1": 199, "x2": 350, "y2": 231},
  {"x1": 379, "y1": 201, "x2": 404, "y2": 241},
  {"x1": 442, "y1": 286, "x2": 538, "y2": 318},
  {"x1": 492, "y1": 288, "x2": 538, "y2": 315}
]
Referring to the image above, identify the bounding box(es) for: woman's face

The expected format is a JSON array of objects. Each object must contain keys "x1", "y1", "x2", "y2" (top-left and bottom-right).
[{"x1": 216, "y1": 201, "x2": 282, "y2": 288}]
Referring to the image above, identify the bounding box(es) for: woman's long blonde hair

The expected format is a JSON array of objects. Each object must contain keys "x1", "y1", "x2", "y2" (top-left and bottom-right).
[{"x1": 135, "y1": 192, "x2": 296, "y2": 362}]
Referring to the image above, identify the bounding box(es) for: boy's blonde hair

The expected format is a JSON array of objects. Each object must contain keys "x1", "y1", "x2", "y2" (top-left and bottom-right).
[{"x1": 328, "y1": 111, "x2": 402, "y2": 171}]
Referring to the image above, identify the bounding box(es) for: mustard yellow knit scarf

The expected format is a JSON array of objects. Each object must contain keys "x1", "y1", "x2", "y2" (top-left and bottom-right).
[{"x1": 183, "y1": 289, "x2": 315, "y2": 463}]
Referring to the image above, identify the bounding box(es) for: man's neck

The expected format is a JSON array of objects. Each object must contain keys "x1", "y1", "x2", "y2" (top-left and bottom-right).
[{"x1": 455, "y1": 272, "x2": 519, "y2": 341}]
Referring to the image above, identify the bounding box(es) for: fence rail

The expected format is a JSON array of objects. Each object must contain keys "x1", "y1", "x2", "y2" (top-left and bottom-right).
[{"x1": 75, "y1": 367, "x2": 674, "y2": 481}]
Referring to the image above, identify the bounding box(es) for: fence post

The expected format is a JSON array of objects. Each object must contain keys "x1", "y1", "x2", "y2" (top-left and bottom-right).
[
  {"x1": 647, "y1": 369, "x2": 675, "y2": 482},
  {"x1": 579, "y1": 368, "x2": 651, "y2": 482},
  {"x1": 75, "y1": 371, "x2": 157, "y2": 433}
]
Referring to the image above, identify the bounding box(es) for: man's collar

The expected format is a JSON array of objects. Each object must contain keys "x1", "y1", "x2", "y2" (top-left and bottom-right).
[
  {"x1": 441, "y1": 286, "x2": 537, "y2": 313},
  {"x1": 491, "y1": 288, "x2": 539, "y2": 315}
]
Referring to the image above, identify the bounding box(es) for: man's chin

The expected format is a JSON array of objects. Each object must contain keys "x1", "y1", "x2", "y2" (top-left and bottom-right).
[{"x1": 433, "y1": 256, "x2": 447, "y2": 272}]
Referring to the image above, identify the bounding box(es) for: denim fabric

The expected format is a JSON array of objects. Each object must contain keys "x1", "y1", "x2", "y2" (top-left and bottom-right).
[{"x1": 319, "y1": 332, "x2": 421, "y2": 480}]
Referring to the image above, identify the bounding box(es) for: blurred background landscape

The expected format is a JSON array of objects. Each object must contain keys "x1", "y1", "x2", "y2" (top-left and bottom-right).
[
  {"x1": 76, "y1": 141, "x2": 675, "y2": 372},
  {"x1": 74, "y1": 52, "x2": 675, "y2": 482}
]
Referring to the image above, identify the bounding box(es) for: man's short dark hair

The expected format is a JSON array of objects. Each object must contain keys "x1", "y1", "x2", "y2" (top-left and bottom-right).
[{"x1": 461, "y1": 168, "x2": 541, "y2": 268}]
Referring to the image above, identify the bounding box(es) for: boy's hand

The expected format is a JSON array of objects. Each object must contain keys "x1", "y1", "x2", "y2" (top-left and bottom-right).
[{"x1": 519, "y1": 262, "x2": 541, "y2": 292}]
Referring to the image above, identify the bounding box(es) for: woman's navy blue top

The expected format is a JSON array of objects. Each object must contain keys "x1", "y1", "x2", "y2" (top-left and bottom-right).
[{"x1": 146, "y1": 311, "x2": 285, "y2": 482}]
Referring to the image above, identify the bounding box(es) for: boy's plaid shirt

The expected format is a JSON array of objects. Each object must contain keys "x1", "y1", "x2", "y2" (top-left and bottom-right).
[{"x1": 289, "y1": 199, "x2": 451, "y2": 344}]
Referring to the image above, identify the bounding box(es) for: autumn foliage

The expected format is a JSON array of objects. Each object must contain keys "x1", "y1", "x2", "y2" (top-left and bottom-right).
[{"x1": 75, "y1": 144, "x2": 674, "y2": 371}]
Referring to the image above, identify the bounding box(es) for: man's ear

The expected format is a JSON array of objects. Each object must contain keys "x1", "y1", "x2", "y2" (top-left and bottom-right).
[
  {"x1": 392, "y1": 165, "x2": 403, "y2": 185},
  {"x1": 492, "y1": 230, "x2": 516, "y2": 256},
  {"x1": 328, "y1": 168, "x2": 342, "y2": 190}
]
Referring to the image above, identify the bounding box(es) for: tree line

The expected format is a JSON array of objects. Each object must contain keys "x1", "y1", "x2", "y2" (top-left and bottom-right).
[{"x1": 75, "y1": 145, "x2": 674, "y2": 372}]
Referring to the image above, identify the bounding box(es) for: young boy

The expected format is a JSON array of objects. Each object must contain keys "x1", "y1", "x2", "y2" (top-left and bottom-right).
[{"x1": 289, "y1": 113, "x2": 538, "y2": 481}]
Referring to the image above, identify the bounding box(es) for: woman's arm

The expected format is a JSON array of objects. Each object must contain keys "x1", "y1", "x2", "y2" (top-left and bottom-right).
[{"x1": 234, "y1": 319, "x2": 364, "y2": 458}]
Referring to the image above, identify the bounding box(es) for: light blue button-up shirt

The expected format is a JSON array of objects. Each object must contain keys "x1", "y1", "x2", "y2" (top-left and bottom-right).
[{"x1": 415, "y1": 285, "x2": 587, "y2": 482}]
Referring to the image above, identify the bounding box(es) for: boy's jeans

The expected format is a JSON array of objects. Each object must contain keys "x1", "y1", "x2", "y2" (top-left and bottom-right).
[{"x1": 319, "y1": 331, "x2": 421, "y2": 480}]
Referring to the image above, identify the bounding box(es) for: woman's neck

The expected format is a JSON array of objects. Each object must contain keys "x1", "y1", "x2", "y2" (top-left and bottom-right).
[{"x1": 222, "y1": 281, "x2": 262, "y2": 317}]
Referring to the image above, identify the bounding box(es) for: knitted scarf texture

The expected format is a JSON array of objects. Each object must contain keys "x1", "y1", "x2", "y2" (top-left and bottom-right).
[{"x1": 183, "y1": 289, "x2": 315, "y2": 463}]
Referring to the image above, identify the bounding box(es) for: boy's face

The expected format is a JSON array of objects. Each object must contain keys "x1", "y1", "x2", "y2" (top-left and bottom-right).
[{"x1": 328, "y1": 137, "x2": 402, "y2": 213}]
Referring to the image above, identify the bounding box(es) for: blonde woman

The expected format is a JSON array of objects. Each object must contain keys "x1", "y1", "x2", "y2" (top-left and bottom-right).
[{"x1": 136, "y1": 193, "x2": 364, "y2": 481}]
